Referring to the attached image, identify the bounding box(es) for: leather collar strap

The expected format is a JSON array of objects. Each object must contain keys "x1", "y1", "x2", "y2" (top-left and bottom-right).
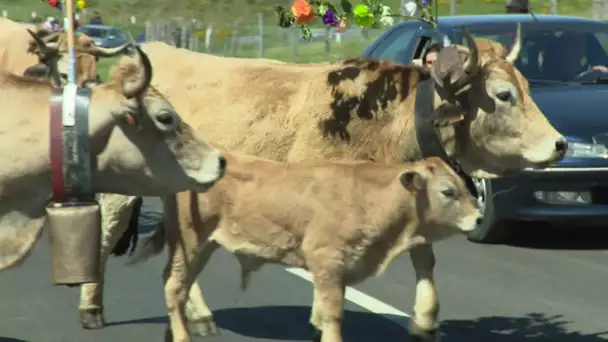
[
  {"x1": 414, "y1": 75, "x2": 453, "y2": 163},
  {"x1": 49, "y1": 87, "x2": 94, "y2": 202}
]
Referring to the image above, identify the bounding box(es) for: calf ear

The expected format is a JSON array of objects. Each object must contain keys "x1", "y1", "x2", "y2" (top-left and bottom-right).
[
  {"x1": 400, "y1": 171, "x2": 425, "y2": 191},
  {"x1": 431, "y1": 101, "x2": 465, "y2": 127}
]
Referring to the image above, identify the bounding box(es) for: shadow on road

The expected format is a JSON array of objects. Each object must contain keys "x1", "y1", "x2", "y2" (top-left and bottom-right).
[
  {"x1": 106, "y1": 316, "x2": 167, "y2": 327},
  {"x1": 0, "y1": 338, "x2": 27, "y2": 342},
  {"x1": 208, "y1": 306, "x2": 608, "y2": 342},
  {"x1": 440, "y1": 313, "x2": 608, "y2": 342},
  {"x1": 505, "y1": 222, "x2": 608, "y2": 250}
]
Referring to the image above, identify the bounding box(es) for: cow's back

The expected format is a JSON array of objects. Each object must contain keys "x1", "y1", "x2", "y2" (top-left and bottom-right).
[
  {"x1": 0, "y1": 19, "x2": 38, "y2": 74},
  {"x1": 140, "y1": 42, "x2": 364, "y2": 163}
]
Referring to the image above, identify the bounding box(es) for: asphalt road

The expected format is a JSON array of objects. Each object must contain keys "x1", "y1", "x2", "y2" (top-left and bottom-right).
[{"x1": 1, "y1": 198, "x2": 607, "y2": 342}]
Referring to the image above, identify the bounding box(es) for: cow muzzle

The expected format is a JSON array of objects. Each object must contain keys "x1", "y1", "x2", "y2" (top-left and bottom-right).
[
  {"x1": 522, "y1": 135, "x2": 568, "y2": 167},
  {"x1": 189, "y1": 152, "x2": 227, "y2": 191}
]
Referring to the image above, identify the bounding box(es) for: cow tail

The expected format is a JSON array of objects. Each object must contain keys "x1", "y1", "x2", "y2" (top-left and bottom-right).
[
  {"x1": 125, "y1": 217, "x2": 166, "y2": 266},
  {"x1": 111, "y1": 196, "x2": 143, "y2": 257}
]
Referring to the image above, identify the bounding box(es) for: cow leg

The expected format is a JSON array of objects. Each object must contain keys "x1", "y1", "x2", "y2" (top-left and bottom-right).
[
  {"x1": 308, "y1": 270, "x2": 345, "y2": 342},
  {"x1": 408, "y1": 244, "x2": 440, "y2": 342},
  {"x1": 79, "y1": 193, "x2": 139, "y2": 329},
  {"x1": 184, "y1": 241, "x2": 221, "y2": 337},
  {"x1": 163, "y1": 239, "x2": 196, "y2": 342}
]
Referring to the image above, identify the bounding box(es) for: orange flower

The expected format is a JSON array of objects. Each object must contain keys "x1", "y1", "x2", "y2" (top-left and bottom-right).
[{"x1": 291, "y1": 0, "x2": 315, "y2": 25}]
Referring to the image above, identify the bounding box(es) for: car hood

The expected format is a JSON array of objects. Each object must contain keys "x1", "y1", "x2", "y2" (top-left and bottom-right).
[
  {"x1": 531, "y1": 84, "x2": 608, "y2": 168},
  {"x1": 531, "y1": 85, "x2": 608, "y2": 142}
]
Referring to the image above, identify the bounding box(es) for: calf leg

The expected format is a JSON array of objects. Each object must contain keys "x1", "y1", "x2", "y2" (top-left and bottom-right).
[
  {"x1": 184, "y1": 241, "x2": 221, "y2": 337},
  {"x1": 308, "y1": 269, "x2": 345, "y2": 342},
  {"x1": 79, "y1": 193, "x2": 139, "y2": 329},
  {"x1": 408, "y1": 244, "x2": 440, "y2": 342}
]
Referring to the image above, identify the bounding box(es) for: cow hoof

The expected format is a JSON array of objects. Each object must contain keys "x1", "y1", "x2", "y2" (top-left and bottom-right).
[
  {"x1": 188, "y1": 316, "x2": 219, "y2": 337},
  {"x1": 164, "y1": 327, "x2": 173, "y2": 342},
  {"x1": 408, "y1": 321, "x2": 439, "y2": 342},
  {"x1": 79, "y1": 308, "x2": 105, "y2": 330}
]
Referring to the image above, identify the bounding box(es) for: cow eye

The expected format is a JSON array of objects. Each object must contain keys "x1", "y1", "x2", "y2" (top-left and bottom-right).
[
  {"x1": 441, "y1": 188, "x2": 456, "y2": 198},
  {"x1": 495, "y1": 90, "x2": 512, "y2": 102},
  {"x1": 156, "y1": 112, "x2": 174, "y2": 126}
]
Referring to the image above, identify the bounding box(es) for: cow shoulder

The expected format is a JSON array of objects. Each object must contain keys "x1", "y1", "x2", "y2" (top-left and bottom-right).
[{"x1": 319, "y1": 57, "x2": 424, "y2": 142}]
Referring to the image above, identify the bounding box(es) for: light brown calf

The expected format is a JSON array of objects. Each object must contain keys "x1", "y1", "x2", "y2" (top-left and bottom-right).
[
  {"x1": 81, "y1": 29, "x2": 568, "y2": 332},
  {"x1": 130, "y1": 155, "x2": 481, "y2": 342}
]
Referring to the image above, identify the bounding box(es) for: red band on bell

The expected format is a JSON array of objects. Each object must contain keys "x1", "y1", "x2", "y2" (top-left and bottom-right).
[{"x1": 50, "y1": 95, "x2": 64, "y2": 201}]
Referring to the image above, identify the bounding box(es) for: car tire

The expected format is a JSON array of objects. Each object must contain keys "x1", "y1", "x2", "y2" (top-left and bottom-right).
[{"x1": 465, "y1": 178, "x2": 511, "y2": 244}]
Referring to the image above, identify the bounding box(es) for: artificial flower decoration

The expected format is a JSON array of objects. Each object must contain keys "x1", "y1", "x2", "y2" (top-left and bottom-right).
[
  {"x1": 292, "y1": 0, "x2": 315, "y2": 25},
  {"x1": 322, "y1": 9, "x2": 340, "y2": 26},
  {"x1": 379, "y1": 5, "x2": 393, "y2": 26},
  {"x1": 275, "y1": 0, "x2": 436, "y2": 40},
  {"x1": 353, "y1": 4, "x2": 373, "y2": 27}
]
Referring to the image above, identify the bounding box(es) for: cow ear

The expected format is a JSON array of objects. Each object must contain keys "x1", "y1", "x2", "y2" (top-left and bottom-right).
[
  {"x1": 400, "y1": 170, "x2": 425, "y2": 191},
  {"x1": 431, "y1": 101, "x2": 465, "y2": 127}
]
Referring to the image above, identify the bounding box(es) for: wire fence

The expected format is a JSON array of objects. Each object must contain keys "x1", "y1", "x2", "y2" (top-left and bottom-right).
[{"x1": 139, "y1": 14, "x2": 384, "y2": 63}]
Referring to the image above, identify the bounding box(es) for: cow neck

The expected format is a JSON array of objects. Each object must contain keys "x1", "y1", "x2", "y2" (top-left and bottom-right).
[{"x1": 413, "y1": 75, "x2": 462, "y2": 174}]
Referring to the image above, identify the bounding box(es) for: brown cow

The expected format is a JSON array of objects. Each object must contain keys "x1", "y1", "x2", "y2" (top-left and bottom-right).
[
  {"x1": 0, "y1": 18, "x2": 131, "y2": 86},
  {"x1": 78, "y1": 27, "x2": 567, "y2": 335},
  {"x1": 0, "y1": 47, "x2": 225, "y2": 272},
  {"x1": 128, "y1": 155, "x2": 481, "y2": 342}
]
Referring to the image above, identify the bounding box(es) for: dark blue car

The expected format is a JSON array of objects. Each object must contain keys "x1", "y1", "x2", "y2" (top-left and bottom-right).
[{"x1": 363, "y1": 14, "x2": 608, "y2": 243}]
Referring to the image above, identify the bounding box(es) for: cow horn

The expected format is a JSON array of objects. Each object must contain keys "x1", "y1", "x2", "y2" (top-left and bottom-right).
[
  {"x1": 505, "y1": 23, "x2": 522, "y2": 63},
  {"x1": 461, "y1": 26, "x2": 479, "y2": 75},
  {"x1": 41, "y1": 32, "x2": 62, "y2": 43},
  {"x1": 26, "y1": 29, "x2": 49, "y2": 51},
  {"x1": 84, "y1": 42, "x2": 132, "y2": 57},
  {"x1": 122, "y1": 46, "x2": 153, "y2": 99}
]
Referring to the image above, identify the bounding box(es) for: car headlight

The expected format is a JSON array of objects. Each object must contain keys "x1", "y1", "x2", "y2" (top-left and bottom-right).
[{"x1": 565, "y1": 141, "x2": 608, "y2": 158}]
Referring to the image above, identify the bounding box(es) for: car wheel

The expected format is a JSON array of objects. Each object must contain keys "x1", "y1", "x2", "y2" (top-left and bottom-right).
[{"x1": 466, "y1": 178, "x2": 510, "y2": 244}]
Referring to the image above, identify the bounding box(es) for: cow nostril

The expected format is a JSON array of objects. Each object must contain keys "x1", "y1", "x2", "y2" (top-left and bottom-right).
[
  {"x1": 555, "y1": 138, "x2": 568, "y2": 154},
  {"x1": 476, "y1": 217, "x2": 484, "y2": 225},
  {"x1": 218, "y1": 156, "x2": 227, "y2": 170}
]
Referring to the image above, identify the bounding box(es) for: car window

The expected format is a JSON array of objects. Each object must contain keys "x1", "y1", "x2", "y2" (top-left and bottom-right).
[
  {"x1": 449, "y1": 23, "x2": 608, "y2": 84},
  {"x1": 110, "y1": 28, "x2": 122, "y2": 37},
  {"x1": 368, "y1": 25, "x2": 419, "y2": 64},
  {"x1": 80, "y1": 27, "x2": 108, "y2": 38}
]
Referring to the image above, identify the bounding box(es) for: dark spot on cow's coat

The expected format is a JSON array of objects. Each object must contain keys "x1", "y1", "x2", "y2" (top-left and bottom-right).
[
  {"x1": 320, "y1": 58, "x2": 422, "y2": 142},
  {"x1": 327, "y1": 67, "x2": 360, "y2": 85}
]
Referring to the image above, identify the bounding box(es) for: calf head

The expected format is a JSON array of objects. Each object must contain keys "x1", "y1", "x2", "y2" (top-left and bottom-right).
[
  {"x1": 430, "y1": 25, "x2": 567, "y2": 179},
  {"x1": 401, "y1": 157, "x2": 480, "y2": 236},
  {"x1": 86, "y1": 47, "x2": 226, "y2": 195},
  {"x1": 24, "y1": 29, "x2": 130, "y2": 87}
]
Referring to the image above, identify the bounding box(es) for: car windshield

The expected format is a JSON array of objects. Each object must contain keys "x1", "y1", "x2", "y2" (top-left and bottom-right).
[
  {"x1": 79, "y1": 27, "x2": 109, "y2": 38},
  {"x1": 447, "y1": 22, "x2": 608, "y2": 84}
]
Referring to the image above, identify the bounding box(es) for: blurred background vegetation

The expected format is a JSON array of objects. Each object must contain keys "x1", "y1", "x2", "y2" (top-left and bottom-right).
[{"x1": 1, "y1": 0, "x2": 599, "y2": 75}]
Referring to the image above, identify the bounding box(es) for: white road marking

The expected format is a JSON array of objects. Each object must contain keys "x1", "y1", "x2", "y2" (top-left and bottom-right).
[{"x1": 285, "y1": 268, "x2": 411, "y2": 328}]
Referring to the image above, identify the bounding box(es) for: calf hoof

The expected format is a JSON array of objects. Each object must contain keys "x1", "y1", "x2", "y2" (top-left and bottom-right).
[
  {"x1": 188, "y1": 316, "x2": 219, "y2": 337},
  {"x1": 164, "y1": 327, "x2": 173, "y2": 342},
  {"x1": 408, "y1": 321, "x2": 440, "y2": 342},
  {"x1": 312, "y1": 330, "x2": 322, "y2": 342},
  {"x1": 79, "y1": 308, "x2": 105, "y2": 330}
]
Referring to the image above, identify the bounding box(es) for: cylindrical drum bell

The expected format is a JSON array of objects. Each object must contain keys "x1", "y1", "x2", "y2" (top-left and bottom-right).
[{"x1": 46, "y1": 201, "x2": 101, "y2": 286}]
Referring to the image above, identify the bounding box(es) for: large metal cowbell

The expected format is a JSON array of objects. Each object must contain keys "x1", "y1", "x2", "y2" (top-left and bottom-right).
[{"x1": 45, "y1": 17, "x2": 102, "y2": 285}]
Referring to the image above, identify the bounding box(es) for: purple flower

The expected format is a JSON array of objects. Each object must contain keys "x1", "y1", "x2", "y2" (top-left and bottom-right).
[
  {"x1": 421, "y1": 0, "x2": 429, "y2": 5},
  {"x1": 322, "y1": 9, "x2": 339, "y2": 26}
]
